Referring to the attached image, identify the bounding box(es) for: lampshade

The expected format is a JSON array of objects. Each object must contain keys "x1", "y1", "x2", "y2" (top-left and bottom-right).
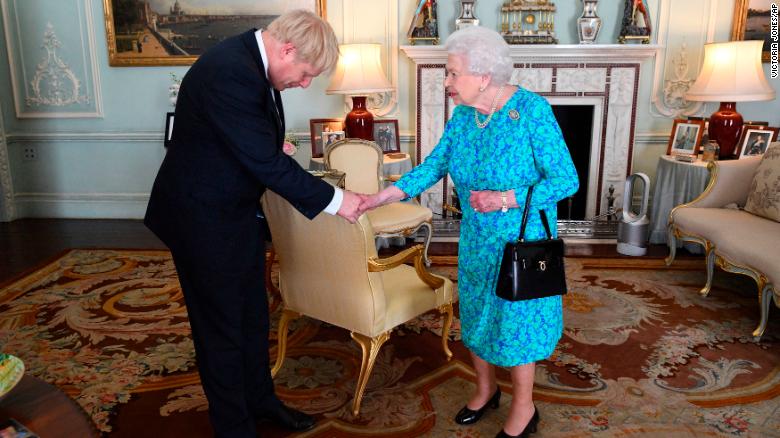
[
  {"x1": 684, "y1": 40, "x2": 775, "y2": 159},
  {"x1": 326, "y1": 44, "x2": 393, "y2": 140},
  {"x1": 686, "y1": 40, "x2": 775, "y2": 102},
  {"x1": 326, "y1": 44, "x2": 393, "y2": 95}
]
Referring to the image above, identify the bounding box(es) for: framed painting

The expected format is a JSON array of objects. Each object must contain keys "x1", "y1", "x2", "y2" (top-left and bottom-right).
[
  {"x1": 309, "y1": 118, "x2": 344, "y2": 158},
  {"x1": 667, "y1": 119, "x2": 705, "y2": 157},
  {"x1": 735, "y1": 125, "x2": 778, "y2": 158},
  {"x1": 731, "y1": 0, "x2": 772, "y2": 62},
  {"x1": 103, "y1": 0, "x2": 326, "y2": 66},
  {"x1": 373, "y1": 119, "x2": 400, "y2": 154}
]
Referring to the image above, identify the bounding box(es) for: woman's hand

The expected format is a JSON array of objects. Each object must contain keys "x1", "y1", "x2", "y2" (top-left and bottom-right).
[{"x1": 469, "y1": 190, "x2": 502, "y2": 213}]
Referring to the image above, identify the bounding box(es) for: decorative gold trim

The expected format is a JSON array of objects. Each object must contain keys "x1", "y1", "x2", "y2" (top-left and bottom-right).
[
  {"x1": 350, "y1": 331, "x2": 391, "y2": 416},
  {"x1": 713, "y1": 253, "x2": 775, "y2": 339},
  {"x1": 265, "y1": 246, "x2": 279, "y2": 296},
  {"x1": 367, "y1": 244, "x2": 444, "y2": 289},
  {"x1": 103, "y1": 0, "x2": 328, "y2": 67},
  {"x1": 271, "y1": 309, "x2": 301, "y2": 377},
  {"x1": 438, "y1": 304, "x2": 453, "y2": 360}
]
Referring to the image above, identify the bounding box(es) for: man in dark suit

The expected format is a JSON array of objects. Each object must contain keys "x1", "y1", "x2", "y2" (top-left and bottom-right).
[{"x1": 145, "y1": 10, "x2": 362, "y2": 437}]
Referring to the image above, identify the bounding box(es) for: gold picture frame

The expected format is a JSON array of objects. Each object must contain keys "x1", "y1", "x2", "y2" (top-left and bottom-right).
[
  {"x1": 103, "y1": 0, "x2": 326, "y2": 66},
  {"x1": 730, "y1": 0, "x2": 771, "y2": 62}
]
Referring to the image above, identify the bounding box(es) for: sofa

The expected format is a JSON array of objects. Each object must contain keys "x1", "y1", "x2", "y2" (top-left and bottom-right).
[{"x1": 666, "y1": 142, "x2": 780, "y2": 340}]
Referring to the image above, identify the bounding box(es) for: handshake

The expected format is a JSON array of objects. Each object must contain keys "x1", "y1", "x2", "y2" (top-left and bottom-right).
[{"x1": 336, "y1": 191, "x2": 383, "y2": 223}]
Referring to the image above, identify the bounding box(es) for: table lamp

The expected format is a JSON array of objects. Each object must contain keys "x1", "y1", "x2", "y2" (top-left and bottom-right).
[
  {"x1": 685, "y1": 40, "x2": 775, "y2": 159},
  {"x1": 326, "y1": 44, "x2": 393, "y2": 140}
]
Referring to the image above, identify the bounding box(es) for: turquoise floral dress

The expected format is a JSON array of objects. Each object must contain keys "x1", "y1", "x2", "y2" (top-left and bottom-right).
[{"x1": 396, "y1": 88, "x2": 579, "y2": 366}]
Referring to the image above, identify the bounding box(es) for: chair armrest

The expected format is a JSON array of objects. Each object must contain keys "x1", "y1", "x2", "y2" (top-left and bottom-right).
[
  {"x1": 384, "y1": 174, "x2": 401, "y2": 182},
  {"x1": 368, "y1": 245, "x2": 444, "y2": 290},
  {"x1": 685, "y1": 157, "x2": 761, "y2": 209}
]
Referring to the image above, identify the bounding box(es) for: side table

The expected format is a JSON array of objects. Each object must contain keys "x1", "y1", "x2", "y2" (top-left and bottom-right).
[
  {"x1": 0, "y1": 375, "x2": 99, "y2": 437},
  {"x1": 648, "y1": 155, "x2": 711, "y2": 253}
]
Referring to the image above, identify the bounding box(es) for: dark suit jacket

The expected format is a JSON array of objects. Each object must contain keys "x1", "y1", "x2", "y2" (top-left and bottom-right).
[{"x1": 145, "y1": 29, "x2": 334, "y2": 272}]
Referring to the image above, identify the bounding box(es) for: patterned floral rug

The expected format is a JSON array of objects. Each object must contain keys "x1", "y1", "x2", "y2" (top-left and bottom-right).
[{"x1": 0, "y1": 249, "x2": 778, "y2": 437}]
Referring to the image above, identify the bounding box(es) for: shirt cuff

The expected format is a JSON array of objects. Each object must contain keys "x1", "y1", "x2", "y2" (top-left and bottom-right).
[{"x1": 323, "y1": 187, "x2": 343, "y2": 215}]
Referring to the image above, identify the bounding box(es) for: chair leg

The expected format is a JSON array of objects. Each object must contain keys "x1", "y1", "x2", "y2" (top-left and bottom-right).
[
  {"x1": 664, "y1": 225, "x2": 677, "y2": 266},
  {"x1": 420, "y1": 222, "x2": 433, "y2": 267},
  {"x1": 438, "y1": 304, "x2": 453, "y2": 361},
  {"x1": 752, "y1": 282, "x2": 773, "y2": 340},
  {"x1": 349, "y1": 331, "x2": 390, "y2": 416},
  {"x1": 271, "y1": 309, "x2": 300, "y2": 377},
  {"x1": 265, "y1": 246, "x2": 279, "y2": 296},
  {"x1": 700, "y1": 246, "x2": 716, "y2": 297}
]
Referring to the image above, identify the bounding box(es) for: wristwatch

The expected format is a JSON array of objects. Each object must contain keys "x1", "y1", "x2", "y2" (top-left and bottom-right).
[{"x1": 500, "y1": 192, "x2": 508, "y2": 213}]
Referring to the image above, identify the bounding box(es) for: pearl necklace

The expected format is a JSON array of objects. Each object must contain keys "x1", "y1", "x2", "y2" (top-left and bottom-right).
[{"x1": 474, "y1": 84, "x2": 506, "y2": 129}]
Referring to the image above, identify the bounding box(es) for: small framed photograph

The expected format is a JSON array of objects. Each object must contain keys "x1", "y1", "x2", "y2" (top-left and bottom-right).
[
  {"x1": 667, "y1": 118, "x2": 705, "y2": 157},
  {"x1": 735, "y1": 126, "x2": 778, "y2": 158},
  {"x1": 164, "y1": 112, "x2": 175, "y2": 148},
  {"x1": 373, "y1": 119, "x2": 401, "y2": 153},
  {"x1": 309, "y1": 118, "x2": 344, "y2": 158}
]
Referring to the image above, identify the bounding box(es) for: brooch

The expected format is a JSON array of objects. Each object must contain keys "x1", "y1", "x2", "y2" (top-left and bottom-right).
[{"x1": 508, "y1": 109, "x2": 520, "y2": 120}]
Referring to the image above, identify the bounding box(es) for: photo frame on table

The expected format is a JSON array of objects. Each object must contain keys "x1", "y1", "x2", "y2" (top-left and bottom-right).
[
  {"x1": 372, "y1": 119, "x2": 401, "y2": 154},
  {"x1": 667, "y1": 118, "x2": 705, "y2": 157},
  {"x1": 103, "y1": 0, "x2": 326, "y2": 66},
  {"x1": 309, "y1": 118, "x2": 345, "y2": 158},
  {"x1": 730, "y1": 0, "x2": 771, "y2": 62},
  {"x1": 164, "y1": 112, "x2": 175, "y2": 148},
  {"x1": 735, "y1": 126, "x2": 778, "y2": 158}
]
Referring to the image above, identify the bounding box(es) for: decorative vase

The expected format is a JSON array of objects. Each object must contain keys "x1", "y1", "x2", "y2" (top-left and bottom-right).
[
  {"x1": 577, "y1": 0, "x2": 602, "y2": 44},
  {"x1": 455, "y1": 0, "x2": 479, "y2": 31}
]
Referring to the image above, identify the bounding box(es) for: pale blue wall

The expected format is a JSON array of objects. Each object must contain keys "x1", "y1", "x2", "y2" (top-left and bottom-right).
[{"x1": 0, "y1": 0, "x2": 778, "y2": 219}]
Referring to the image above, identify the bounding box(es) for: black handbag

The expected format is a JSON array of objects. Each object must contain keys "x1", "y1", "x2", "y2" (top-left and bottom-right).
[{"x1": 496, "y1": 186, "x2": 567, "y2": 301}]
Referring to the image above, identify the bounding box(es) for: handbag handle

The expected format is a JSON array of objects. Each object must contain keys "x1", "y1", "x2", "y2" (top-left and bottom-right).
[{"x1": 518, "y1": 185, "x2": 553, "y2": 242}]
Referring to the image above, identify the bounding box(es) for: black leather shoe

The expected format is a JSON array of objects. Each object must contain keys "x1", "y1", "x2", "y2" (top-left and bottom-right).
[
  {"x1": 258, "y1": 403, "x2": 316, "y2": 431},
  {"x1": 454, "y1": 387, "x2": 501, "y2": 425},
  {"x1": 495, "y1": 405, "x2": 539, "y2": 438}
]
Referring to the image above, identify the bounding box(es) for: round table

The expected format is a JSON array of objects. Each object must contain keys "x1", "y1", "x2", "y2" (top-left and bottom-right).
[{"x1": 0, "y1": 375, "x2": 99, "y2": 437}]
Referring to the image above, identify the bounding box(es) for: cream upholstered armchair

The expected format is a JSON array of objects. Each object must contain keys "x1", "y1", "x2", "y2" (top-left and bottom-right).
[
  {"x1": 324, "y1": 138, "x2": 434, "y2": 265},
  {"x1": 261, "y1": 190, "x2": 456, "y2": 415},
  {"x1": 666, "y1": 144, "x2": 780, "y2": 339}
]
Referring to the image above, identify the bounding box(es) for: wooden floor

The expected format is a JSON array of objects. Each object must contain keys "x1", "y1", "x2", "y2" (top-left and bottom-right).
[{"x1": 0, "y1": 219, "x2": 694, "y2": 285}]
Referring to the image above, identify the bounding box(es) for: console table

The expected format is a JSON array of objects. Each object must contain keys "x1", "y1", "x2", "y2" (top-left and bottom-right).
[
  {"x1": 648, "y1": 155, "x2": 711, "y2": 252},
  {"x1": 0, "y1": 375, "x2": 99, "y2": 437}
]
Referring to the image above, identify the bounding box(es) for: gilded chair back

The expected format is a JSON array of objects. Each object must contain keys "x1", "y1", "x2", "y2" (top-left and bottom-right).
[
  {"x1": 262, "y1": 190, "x2": 387, "y2": 336},
  {"x1": 324, "y1": 138, "x2": 383, "y2": 194}
]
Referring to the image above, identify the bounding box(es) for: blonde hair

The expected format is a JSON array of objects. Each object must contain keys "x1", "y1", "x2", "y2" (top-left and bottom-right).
[{"x1": 267, "y1": 9, "x2": 339, "y2": 74}]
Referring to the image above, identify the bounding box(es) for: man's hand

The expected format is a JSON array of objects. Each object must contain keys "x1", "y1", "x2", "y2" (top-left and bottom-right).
[{"x1": 337, "y1": 191, "x2": 366, "y2": 223}]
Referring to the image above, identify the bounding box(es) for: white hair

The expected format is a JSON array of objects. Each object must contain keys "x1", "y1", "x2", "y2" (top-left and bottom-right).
[{"x1": 444, "y1": 26, "x2": 513, "y2": 85}]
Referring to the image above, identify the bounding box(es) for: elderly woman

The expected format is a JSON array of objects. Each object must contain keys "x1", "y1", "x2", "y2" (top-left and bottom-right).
[{"x1": 361, "y1": 26, "x2": 578, "y2": 437}]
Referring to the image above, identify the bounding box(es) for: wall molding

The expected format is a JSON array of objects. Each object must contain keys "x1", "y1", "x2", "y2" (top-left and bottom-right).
[
  {"x1": 6, "y1": 131, "x2": 164, "y2": 143},
  {"x1": 1, "y1": 0, "x2": 103, "y2": 118}
]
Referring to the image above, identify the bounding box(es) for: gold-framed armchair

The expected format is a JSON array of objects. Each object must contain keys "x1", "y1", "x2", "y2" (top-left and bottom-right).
[
  {"x1": 261, "y1": 190, "x2": 456, "y2": 416},
  {"x1": 324, "y1": 138, "x2": 434, "y2": 266}
]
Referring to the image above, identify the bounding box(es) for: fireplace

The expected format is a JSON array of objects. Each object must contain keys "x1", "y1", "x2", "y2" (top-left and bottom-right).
[{"x1": 401, "y1": 44, "x2": 658, "y2": 236}]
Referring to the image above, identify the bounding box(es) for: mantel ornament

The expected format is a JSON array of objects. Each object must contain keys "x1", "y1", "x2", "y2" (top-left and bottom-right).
[
  {"x1": 499, "y1": 0, "x2": 557, "y2": 44},
  {"x1": 408, "y1": 0, "x2": 440, "y2": 45},
  {"x1": 455, "y1": 0, "x2": 479, "y2": 30},
  {"x1": 577, "y1": 0, "x2": 602, "y2": 44},
  {"x1": 618, "y1": 0, "x2": 651, "y2": 44}
]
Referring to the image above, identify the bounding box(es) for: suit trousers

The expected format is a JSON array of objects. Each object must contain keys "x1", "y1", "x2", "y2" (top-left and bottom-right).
[{"x1": 171, "y1": 220, "x2": 274, "y2": 438}]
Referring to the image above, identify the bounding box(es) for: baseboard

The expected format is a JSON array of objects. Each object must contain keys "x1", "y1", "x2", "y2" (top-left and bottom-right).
[{"x1": 14, "y1": 193, "x2": 149, "y2": 219}]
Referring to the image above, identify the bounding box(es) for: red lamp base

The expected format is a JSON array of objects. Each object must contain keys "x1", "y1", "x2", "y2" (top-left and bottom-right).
[
  {"x1": 345, "y1": 96, "x2": 374, "y2": 141},
  {"x1": 708, "y1": 102, "x2": 743, "y2": 159}
]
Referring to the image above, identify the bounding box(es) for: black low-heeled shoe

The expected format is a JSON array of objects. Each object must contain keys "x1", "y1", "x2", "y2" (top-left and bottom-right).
[
  {"x1": 454, "y1": 387, "x2": 501, "y2": 425},
  {"x1": 495, "y1": 405, "x2": 539, "y2": 438}
]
